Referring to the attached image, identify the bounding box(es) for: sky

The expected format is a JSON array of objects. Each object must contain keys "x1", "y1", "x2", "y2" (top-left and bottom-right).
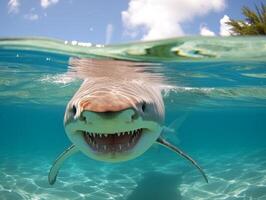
[{"x1": 0, "y1": 0, "x2": 264, "y2": 44}]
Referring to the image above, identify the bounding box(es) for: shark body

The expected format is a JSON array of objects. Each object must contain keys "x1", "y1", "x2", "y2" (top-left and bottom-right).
[{"x1": 48, "y1": 59, "x2": 208, "y2": 184}]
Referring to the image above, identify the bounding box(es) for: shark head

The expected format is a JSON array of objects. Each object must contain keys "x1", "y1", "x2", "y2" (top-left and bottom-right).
[
  {"x1": 48, "y1": 59, "x2": 209, "y2": 185},
  {"x1": 64, "y1": 59, "x2": 165, "y2": 162}
]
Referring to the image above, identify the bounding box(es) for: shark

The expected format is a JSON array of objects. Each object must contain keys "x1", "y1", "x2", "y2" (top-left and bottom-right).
[{"x1": 48, "y1": 58, "x2": 208, "y2": 185}]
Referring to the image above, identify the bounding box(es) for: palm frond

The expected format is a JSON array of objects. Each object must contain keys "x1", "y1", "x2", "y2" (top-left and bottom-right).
[{"x1": 226, "y1": 2, "x2": 266, "y2": 36}]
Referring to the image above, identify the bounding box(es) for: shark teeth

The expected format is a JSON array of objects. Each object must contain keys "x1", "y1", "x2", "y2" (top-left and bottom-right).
[
  {"x1": 83, "y1": 128, "x2": 143, "y2": 153},
  {"x1": 84, "y1": 128, "x2": 143, "y2": 138}
]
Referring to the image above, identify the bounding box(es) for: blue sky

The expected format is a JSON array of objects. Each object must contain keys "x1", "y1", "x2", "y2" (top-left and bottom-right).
[{"x1": 0, "y1": 0, "x2": 263, "y2": 44}]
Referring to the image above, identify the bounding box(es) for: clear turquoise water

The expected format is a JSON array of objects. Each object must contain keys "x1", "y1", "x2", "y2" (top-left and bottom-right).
[{"x1": 0, "y1": 37, "x2": 266, "y2": 200}]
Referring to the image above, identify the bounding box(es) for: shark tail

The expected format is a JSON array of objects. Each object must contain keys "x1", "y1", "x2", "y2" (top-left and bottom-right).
[{"x1": 162, "y1": 112, "x2": 189, "y2": 144}]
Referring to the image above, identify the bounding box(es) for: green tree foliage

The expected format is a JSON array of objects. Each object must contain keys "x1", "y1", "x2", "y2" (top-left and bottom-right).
[{"x1": 227, "y1": 3, "x2": 266, "y2": 35}]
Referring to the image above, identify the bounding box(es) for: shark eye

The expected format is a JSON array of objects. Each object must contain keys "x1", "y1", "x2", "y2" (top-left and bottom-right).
[
  {"x1": 141, "y1": 102, "x2": 146, "y2": 112},
  {"x1": 72, "y1": 105, "x2": 77, "y2": 116}
]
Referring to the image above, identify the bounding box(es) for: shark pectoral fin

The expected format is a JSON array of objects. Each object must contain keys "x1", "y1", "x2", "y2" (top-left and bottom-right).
[
  {"x1": 156, "y1": 137, "x2": 208, "y2": 183},
  {"x1": 48, "y1": 144, "x2": 79, "y2": 185}
]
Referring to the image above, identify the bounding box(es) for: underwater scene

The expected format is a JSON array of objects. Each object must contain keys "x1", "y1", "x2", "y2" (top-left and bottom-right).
[{"x1": 0, "y1": 37, "x2": 266, "y2": 200}]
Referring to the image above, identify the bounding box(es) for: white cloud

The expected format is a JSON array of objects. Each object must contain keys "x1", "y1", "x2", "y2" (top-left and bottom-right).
[
  {"x1": 122, "y1": 0, "x2": 226, "y2": 40},
  {"x1": 40, "y1": 0, "x2": 59, "y2": 9},
  {"x1": 200, "y1": 25, "x2": 215, "y2": 36},
  {"x1": 105, "y1": 23, "x2": 114, "y2": 44},
  {"x1": 8, "y1": 0, "x2": 20, "y2": 14},
  {"x1": 24, "y1": 13, "x2": 39, "y2": 21},
  {"x1": 219, "y1": 15, "x2": 231, "y2": 36}
]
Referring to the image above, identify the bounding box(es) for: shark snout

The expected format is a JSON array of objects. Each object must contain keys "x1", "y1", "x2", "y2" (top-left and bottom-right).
[
  {"x1": 80, "y1": 109, "x2": 137, "y2": 128},
  {"x1": 80, "y1": 95, "x2": 137, "y2": 113}
]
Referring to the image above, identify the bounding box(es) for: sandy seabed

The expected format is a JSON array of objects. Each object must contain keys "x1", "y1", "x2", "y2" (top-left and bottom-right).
[{"x1": 0, "y1": 149, "x2": 266, "y2": 200}]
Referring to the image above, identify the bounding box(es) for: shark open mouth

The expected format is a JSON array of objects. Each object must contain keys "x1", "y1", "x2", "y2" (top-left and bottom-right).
[{"x1": 83, "y1": 129, "x2": 143, "y2": 153}]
